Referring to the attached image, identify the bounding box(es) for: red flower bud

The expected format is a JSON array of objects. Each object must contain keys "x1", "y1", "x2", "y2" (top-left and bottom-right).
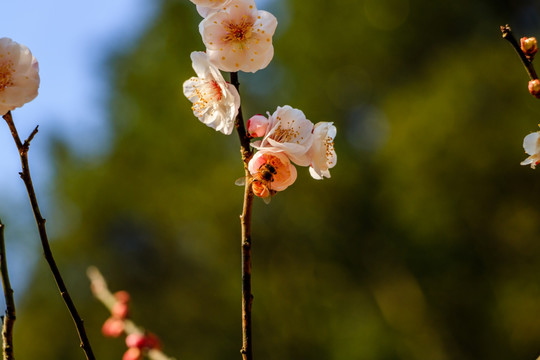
[
  {"x1": 529, "y1": 79, "x2": 540, "y2": 98},
  {"x1": 114, "y1": 290, "x2": 131, "y2": 304},
  {"x1": 112, "y1": 301, "x2": 130, "y2": 319},
  {"x1": 125, "y1": 333, "x2": 146, "y2": 348},
  {"x1": 521, "y1": 37, "x2": 538, "y2": 59},
  {"x1": 102, "y1": 317, "x2": 124, "y2": 338},
  {"x1": 125, "y1": 332, "x2": 162, "y2": 350},
  {"x1": 122, "y1": 347, "x2": 143, "y2": 360},
  {"x1": 142, "y1": 332, "x2": 162, "y2": 350}
]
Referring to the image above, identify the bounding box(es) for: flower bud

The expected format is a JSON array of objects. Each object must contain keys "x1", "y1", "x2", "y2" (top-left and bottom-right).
[
  {"x1": 125, "y1": 333, "x2": 146, "y2": 348},
  {"x1": 247, "y1": 114, "x2": 269, "y2": 138},
  {"x1": 125, "y1": 332, "x2": 162, "y2": 350},
  {"x1": 112, "y1": 301, "x2": 130, "y2": 319},
  {"x1": 143, "y1": 333, "x2": 162, "y2": 350},
  {"x1": 114, "y1": 290, "x2": 131, "y2": 304},
  {"x1": 529, "y1": 79, "x2": 540, "y2": 98},
  {"x1": 102, "y1": 317, "x2": 124, "y2": 338},
  {"x1": 521, "y1": 37, "x2": 538, "y2": 59},
  {"x1": 122, "y1": 347, "x2": 143, "y2": 360}
]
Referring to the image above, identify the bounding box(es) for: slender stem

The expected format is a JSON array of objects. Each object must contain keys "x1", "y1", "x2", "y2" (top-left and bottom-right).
[
  {"x1": 0, "y1": 220, "x2": 16, "y2": 360},
  {"x1": 501, "y1": 24, "x2": 539, "y2": 80},
  {"x1": 2, "y1": 111, "x2": 95, "y2": 360},
  {"x1": 230, "y1": 72, "x2": 254, "y2": 360}
]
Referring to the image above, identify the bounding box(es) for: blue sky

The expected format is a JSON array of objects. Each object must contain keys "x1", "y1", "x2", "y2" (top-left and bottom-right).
[{"x1": 1, "y1": 0, "x2": 156, "y2": 292}]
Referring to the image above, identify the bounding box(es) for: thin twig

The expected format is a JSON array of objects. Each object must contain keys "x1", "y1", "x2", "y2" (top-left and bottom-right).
[
  {"x1": 2, "y1": 111, "x2": 95, "y2": 360},
  {"x1": 230, "y1": 72, "x2": 255, "y2": 360},
  {"x1": 501, "y1": 24, "x2": 539, "y2": 80},
  {"x1": 87, "y1": 267, "x2": 174, "y2": 360},
  {"x1": 0, "y1": 219, "x2": 15, "y2": 360}
]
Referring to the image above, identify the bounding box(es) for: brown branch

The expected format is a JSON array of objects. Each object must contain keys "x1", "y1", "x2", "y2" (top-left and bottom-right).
[
  {"x1": 230, "y1": 72, "x2": 254, "y2": 360},
  {"x1": 501, "y1": 24, "x2": 538, "y2": 80},
  {"x1": 0, "y1": 220, "x2": 15, "y2": 360},
  {"x1": 87, "y1": 267, "x2": 174, "y2": 360},
  {"x1": 2, "y1": 111, "x2": 96, "y2": 360}
]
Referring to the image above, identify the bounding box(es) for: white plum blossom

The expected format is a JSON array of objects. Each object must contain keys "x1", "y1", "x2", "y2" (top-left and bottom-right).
[
  {"x1": 521, "y1": 129, "x2": 540, "y2": 169},
  {"x1": 248, "y1": 150, "x2": 297, "y2": 201},
  {"x1": 308, "y1": 122, "x2": 337, "y2": 179},
  {"x1": 199, "y1": 0, "x2": 278, "y2": 73},
  {"x1": 0, "y1": 38, "x2": 40, "y2": 116},
  {"x1": 183, "y1": 51, "x2": 240, "y2": 135},
  {"x1": 189, "y1": 0, "x2": 233, "y2": 17},
  {"x1": 252, "y1": 105, "x2": 314, "y2": 166}
]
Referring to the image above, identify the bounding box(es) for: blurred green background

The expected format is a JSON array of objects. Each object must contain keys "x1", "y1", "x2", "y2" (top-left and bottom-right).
[{"x1": 4, "y1": 0, "x2": 540, "y2": 359}]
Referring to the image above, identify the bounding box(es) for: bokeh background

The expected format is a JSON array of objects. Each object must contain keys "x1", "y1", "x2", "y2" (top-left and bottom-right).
[{"x1": 2, "y1": 0, "x2": 540, "y2": 359}]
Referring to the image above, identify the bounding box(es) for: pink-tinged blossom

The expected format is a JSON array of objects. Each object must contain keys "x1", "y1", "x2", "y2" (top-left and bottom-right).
[
  {"x1": 248, "y1": 150, "x2": 297, "y2": 201},
  {"x1": 183, "y1": 51, "x2": 240, "y2": 134},
  {"x1": 247, "y1": 114, "x2": 269, "y2": 137},
  {"x1": 0, "y1": 38, "x2": 40, "y2": 116},
  {"x1": 521, "y1": 130, "x2": 540, "y2": 169},
  {"x1": 308, "y1": 122, "x2": 337, "y2": 179},
  {"x1": 199, "y1": 0, "x2": 278, "y2": 73},
  {"x1": 252, "y1": 105, "x2": 314, "y2": 166}
]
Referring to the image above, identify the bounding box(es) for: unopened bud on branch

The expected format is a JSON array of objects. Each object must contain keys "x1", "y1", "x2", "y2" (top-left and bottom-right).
[
  {"x1": 521, "y1": 37, "x2": 538, "y2": 59},
  {"x1": 529, "y1": 79, "x2": 540, "y2": 98}
]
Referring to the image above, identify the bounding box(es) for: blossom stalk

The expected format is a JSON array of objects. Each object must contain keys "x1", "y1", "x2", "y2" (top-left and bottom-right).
[{"x1": 230, "y1": 71, "x2": 254, "y2": 360}]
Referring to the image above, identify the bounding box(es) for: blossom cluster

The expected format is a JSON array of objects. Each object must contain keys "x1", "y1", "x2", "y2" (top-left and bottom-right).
[
  {"x1": 183, "y1": 0, "x2": 337, "y2": 201},
  {"x1": 246, "y1": 107, "x2": 336, "y2": 201}
]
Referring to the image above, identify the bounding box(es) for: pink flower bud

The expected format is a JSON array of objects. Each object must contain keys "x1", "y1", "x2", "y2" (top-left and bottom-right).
[
  {"x1": 529, "y1": 79, "x2": 540, "y2": 98},
  {"x1": 126, "y1": 332, "x2": 162, "y2": 350},
  {"x1": 112, "y1": 301, "x2": 130, "y2": 319},
  {"x1": 123, "y1": 347, "x2": 143, "y2": 360},
  {"x1": 247, "y1": 114, "x2": 269, "y2": 138},
  {"x1": 521, "y1": 37, "x2": 538, "y2": 58},
  {"x1": 126, "y1": 333, "x2": 147, "y2": 348},
  {"x1": 102, "y1": 317, "x2": 124, "y2": 338},
  {"x1": 114, "y1": 290, "x2": 131, "y2": 304}
]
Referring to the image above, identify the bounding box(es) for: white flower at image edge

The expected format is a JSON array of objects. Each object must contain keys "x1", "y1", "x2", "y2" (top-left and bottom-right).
[
  {"x1": 521, "y1": 130, "x2": 540, "y2": 169},
  {"x1": 252, "y1": 105, "x2": 314, "y2": 166},
  {"x1": 188, "y1": 0, "x2": 233, "y2": 17},
  {"x1": 183, "y1": 51, "x2": 240, "y2": 135},
  {"x1": 199, "y1": 0, "x2": 278, "y2": 73},
  {"x1": 308, "y1": 122, "x2": 337, "y2": 179},
  {"x1": 0, "y1": 37, "x2": 40, "y2": 116}
]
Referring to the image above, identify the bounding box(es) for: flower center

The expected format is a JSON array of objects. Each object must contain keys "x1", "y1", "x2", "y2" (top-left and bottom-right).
[
  {"x1": 0, "y1": 61, "x2": 15, "y2": 92},
  {"x1": 192, "y1": 80, "x2": 223, "y2": 116},
  {"x1": 270, "y1": 124, "x2": 300, "y2": 143},
  {"x1": 223, "y1": 16, "x2": 254, "y2": 45},
  {"x1": 325, "y1": 136, "x2": 335, "y2": 164}
]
